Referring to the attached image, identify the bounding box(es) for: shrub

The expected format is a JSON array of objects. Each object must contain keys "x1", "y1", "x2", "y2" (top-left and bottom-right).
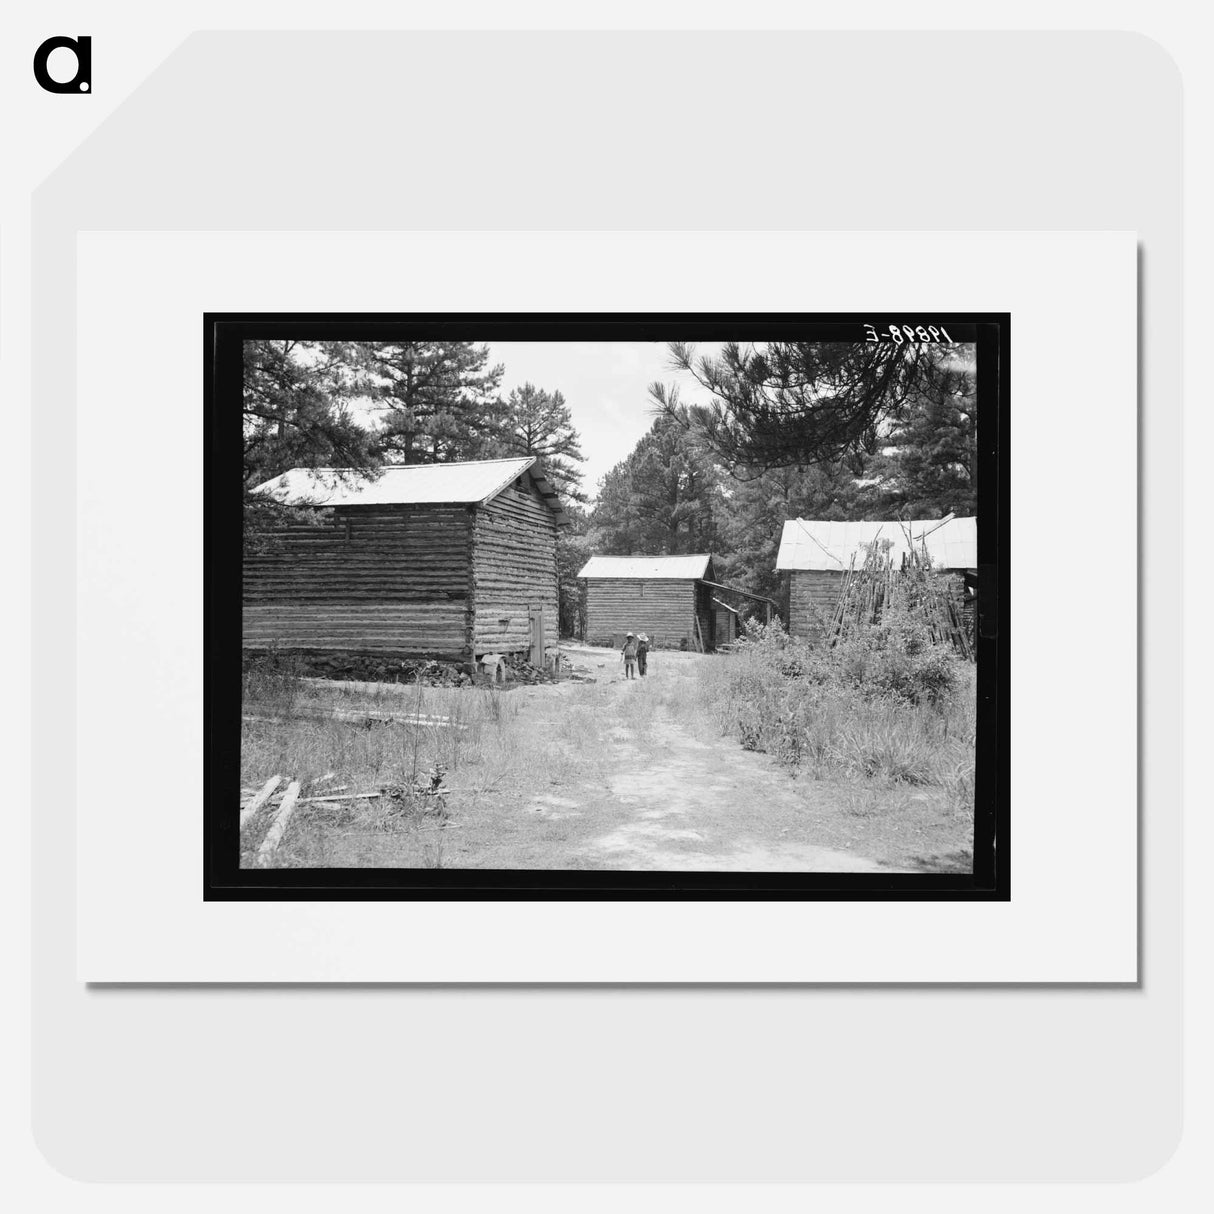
[
  {"x1": 826, "y1": 596, "x2": 960, "y2": 707},
  {"x1": 702, "y1": 615, "x2": 973, "y2": 790}
]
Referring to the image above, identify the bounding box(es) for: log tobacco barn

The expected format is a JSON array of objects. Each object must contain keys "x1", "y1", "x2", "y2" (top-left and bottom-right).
[
  {"x1": 244, "y1": 456, "x2": 565, "y2": 664},
  {"x1": 577, "y1": 554, "x2": 774, "y2": 652},
  {"x1": 775, "y1": 517, "x2": 978, "y2": 641}
]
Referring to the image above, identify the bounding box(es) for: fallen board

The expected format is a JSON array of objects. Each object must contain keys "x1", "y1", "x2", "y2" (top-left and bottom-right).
[
  {"x1": 239, "y1": 774, "x2": 282, "y2": 830},
  {"x1": 296, "y1": 787, "x2": 498, "y2": 804},
  {"x1": 299, "y1": 676, "x2": 462, "y2": 698},
  {"x1": 243, "y1": 709, "x2": 467, "y2": 730},
  {"x1": 255, "y1": 779, "x2": 302, "y2": 866}
]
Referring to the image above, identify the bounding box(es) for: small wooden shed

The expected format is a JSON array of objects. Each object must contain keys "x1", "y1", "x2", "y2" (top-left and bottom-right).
[
  {"x1": 578, "y1": 554, "x2": 720, "y2": 650},
  {"x1": 775, "y1": 517, "x2": 978, "y2": 641},
  {"x1": 244, "y1": 456, "x2": 566, "y2": 663}
]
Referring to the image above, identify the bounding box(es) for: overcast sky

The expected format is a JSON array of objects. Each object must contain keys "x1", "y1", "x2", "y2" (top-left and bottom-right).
[{"x1": 486, "y1": 342, "x2": 721, "y2": 497}]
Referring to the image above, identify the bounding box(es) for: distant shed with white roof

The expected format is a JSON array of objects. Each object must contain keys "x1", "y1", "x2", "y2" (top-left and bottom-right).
[
  {"x1": 576, "y1": 553, "x2": 719, "y2": 651},
  {"x1": 775, "y1": 517, "x2": 978, "y2": 640},
  {"x1": 576, "y1": 554, "x2": 776, "y2": 651}
]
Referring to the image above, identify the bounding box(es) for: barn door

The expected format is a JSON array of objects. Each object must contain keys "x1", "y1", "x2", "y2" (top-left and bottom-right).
[{"x1": 529, "y1": 605, "x2": 545, "y2": 667}]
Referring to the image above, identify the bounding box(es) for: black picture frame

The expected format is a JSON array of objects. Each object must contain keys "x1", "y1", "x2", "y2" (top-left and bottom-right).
[{"x1": 206, "y1": 313, "x2": 1008, "y2": 900}]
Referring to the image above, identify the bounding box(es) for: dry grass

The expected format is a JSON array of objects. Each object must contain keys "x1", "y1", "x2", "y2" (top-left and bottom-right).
[{"x1": 239, "y1": 659, "x2": 615, "y2": 868}]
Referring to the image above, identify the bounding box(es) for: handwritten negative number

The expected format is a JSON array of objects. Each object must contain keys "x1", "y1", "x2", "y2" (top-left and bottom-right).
[{"x1": 863, "y1": 323, "x2": 955, "y2": 344}]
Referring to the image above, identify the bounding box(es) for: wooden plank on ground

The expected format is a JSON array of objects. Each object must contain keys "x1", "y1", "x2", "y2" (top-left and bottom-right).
[
  {"x1": 255, "y1": 780, "x2": 302, "y2": 866},
  {"x1": 297, "y1": 791, "x2": 383, "y2": 804},
  {"x1": 296, "y1": 787, "x2": 497, "y2": 804},
  {"x1": 239, "y1": 774, "x2": 282, "y2": 830},
  {"x1": 300, "y1": 677, "x2": 421, "y2": 697},
  {"x1": 242, "y1": 709, "x2": 467, "y2": 730}
]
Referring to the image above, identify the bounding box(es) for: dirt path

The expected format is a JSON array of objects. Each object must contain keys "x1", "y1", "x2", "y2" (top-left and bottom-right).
[
  {"x1": 248, "y1": 643, "x2": 967, "y2": 871},
  {"x1": 475, "y1": 645, "x2": 906, "y2": 873}
]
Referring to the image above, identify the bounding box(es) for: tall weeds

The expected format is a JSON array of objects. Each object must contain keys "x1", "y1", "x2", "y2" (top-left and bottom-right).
[{"x1": 695, "y1": 620, "x2": 975, "y2": 811}]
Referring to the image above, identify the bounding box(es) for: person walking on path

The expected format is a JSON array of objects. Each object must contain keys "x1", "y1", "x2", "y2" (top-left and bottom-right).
[
  {"x1": 636, "y1": 632, "x2": 650, "y2": 677},
  {"x1": 621, "y1": 631, "x2": 639, "y2": 680}
]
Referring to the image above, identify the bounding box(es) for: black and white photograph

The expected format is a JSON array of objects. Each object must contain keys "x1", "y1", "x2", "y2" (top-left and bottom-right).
[{"x1": 207, "y1": 315, "x2": 1005, "y2": 896}]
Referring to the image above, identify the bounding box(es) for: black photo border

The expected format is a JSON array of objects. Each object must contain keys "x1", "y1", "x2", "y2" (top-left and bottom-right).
[{"x1": 205, "y1": 313, "x2": 1008, "y2": 901}]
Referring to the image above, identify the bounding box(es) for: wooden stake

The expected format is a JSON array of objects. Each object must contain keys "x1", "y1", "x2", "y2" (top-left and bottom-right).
[
  {"x1": 240, "y1": 774, "x2": 282, "y2": 830},
  {"x1": 255, "y1": 780, "x2": 302, "y2": 865}
]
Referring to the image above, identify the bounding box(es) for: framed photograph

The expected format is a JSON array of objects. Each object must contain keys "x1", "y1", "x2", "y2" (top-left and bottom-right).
[{"x1": 206, "y1": 313, "x2": 1008, "y2": 900}]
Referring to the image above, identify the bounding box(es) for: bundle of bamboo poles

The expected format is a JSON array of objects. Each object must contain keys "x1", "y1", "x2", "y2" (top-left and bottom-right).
[{"x1": 824, "y1": 530, "x2": 973, "y2": 660}]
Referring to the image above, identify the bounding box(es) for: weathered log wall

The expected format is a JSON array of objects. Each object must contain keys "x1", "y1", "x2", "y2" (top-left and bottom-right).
[
  {"x1": 471, "y1": 471, "x2": 559, "y2": 655},
  {"x1": 584, "y1": 578, "x2": 698, "y2": 648},
  {"x1": 242, "y1": 504, "x2": 473, "y2": 658},
  {"x1": 787, "y1": 569, "x2": 844, "y2": 641},
  {"x1": 242, "y1": 603, "x2": 470, "y2": 656}
]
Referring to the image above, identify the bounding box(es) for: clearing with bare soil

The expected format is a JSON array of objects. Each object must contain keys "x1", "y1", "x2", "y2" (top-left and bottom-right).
[{"x1": 240, "y1": 644, "x2": 972, "y2": 872}]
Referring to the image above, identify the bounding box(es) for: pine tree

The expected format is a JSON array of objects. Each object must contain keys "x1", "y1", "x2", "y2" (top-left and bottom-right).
[
  {"x1": 242, "y1": 339, "x2": 378, "y2": 545},
  {"x1": 555, "y1": 503, "x2": 592, "y2": 638},
  {"x1": 715, "y1": 462, "x2": 863, "y2": 602},
  {"x1": 361, "y1": 341, "x2": 504, "y2": 463},
  {"x1": 590, "y1": 415, "x2": 723, "y2": 555},
  {"x1": 857, "y1": 351, "x2": 977, "y2": 518},
  {"x1": 650, "y1": 339, "x2": 956, "y2": 473},
  {"x1": 492, "y1": 382, "x2": 587, "y2": 502}
]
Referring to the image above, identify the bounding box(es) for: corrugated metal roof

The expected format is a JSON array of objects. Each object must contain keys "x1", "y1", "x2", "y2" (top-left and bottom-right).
[
  {"x1": 252, "y1": 457, "x2": 540, "y2": 508},
  {"x1": 577, "y1": 554, "x2": 714, "y2": 580},
  {"x1": 775, "y1": 517, "x2": 977, "y2": 571}
]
